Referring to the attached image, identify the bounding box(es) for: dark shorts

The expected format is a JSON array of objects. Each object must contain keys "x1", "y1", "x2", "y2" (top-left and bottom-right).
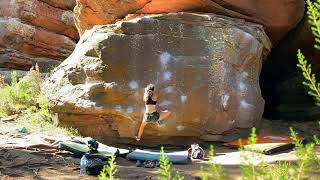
[{"x1": 144, "y1": 112, "x2": 160, "y2": 122}]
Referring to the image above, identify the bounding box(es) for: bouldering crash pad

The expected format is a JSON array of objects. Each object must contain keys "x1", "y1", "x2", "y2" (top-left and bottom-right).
[
  {"x1": 59, "y1": 140, "x2": 129, "y2": 158},
  {"x1": 224, "y1": 133, "x2": 303, "y2": 154},
  {"x1": 126, "y1": 149, "x2": 189, "y2": 164}
]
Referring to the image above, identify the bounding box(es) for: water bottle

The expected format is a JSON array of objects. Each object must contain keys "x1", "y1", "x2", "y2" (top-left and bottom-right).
[{"x1": 80, "y1": 155, "x2": 88, "y2": 176}]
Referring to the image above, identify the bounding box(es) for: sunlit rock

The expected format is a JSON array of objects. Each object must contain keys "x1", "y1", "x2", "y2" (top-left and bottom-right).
[{"x1": 43, "y1": 13, "x2": 271, "y2": 145}]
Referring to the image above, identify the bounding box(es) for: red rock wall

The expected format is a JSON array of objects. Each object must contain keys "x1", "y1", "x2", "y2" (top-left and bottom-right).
[
  {"x1": 0, "y1": 0, "x2": 78, "y2": 70},
  {"x1": 74, "y1": 0, "x2": 305, "y2": 45}
]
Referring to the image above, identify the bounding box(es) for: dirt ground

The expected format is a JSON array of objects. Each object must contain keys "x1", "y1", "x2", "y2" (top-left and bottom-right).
[{"x1": 0, "y1": 119, "x2": 319, "y2": 180}]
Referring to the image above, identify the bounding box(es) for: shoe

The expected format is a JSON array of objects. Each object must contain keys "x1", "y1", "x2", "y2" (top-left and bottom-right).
[
  {"x1": 144, "y1": 160, "x2": 156, "y2": 168},
  {"x1": 134, "y1": 136, "x2": 140, "y2": 141}
]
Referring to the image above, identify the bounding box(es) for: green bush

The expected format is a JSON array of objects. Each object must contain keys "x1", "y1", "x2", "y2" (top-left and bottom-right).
[
  {"x1": 0, "y1": 68, "x2": 79, "y2": 136},
  {"x1": 0, "y1": 71, "x2": 41, "y2": 117},
  {"x1": 98, "y1": 155, "x2": 118, "y2": 180}
]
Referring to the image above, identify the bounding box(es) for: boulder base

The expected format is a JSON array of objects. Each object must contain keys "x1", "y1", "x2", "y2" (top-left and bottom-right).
[{"x1": 44, "y1": 13, "x2": 271, "y2": 145}]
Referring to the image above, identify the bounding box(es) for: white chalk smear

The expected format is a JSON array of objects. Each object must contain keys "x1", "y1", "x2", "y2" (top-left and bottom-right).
[
  {"x1": 127, "y1": 106, "x2": 134, "y2": 113},
  {"x1": 159, "y1": 100, "x2": 173, "y2": 106},
  {"x1": 160, "y1": 52, "x2": 172, "y2": 67},
  {"x1": 129, "y1": 80, "x2": 139, "y2": 89},
  {"x1": 242, "y1": 72, "x2": 249, "y2": 78},
  {"x1": 114, "y1": 105, "x2": 122, "y2": 112},
  {"x1": 222, "y1": 94, "x2": 229, "y2": 109},
  {"x1": 163, "y1": 71, "x2": 172, "y2": 81},
  {"x1": 176, "y1": 125, "x2": 185, "y2": 131},
  {"x1": 164, "y1": 86, "x2": 174, "y2": 93},
  {"x1": 180, "y1": 96, "x2": 187, "y2": 103},
  {"x1": 239, "y1": 81, "x2": 246, "y2": 92},
  {"x1": 193, "y1": 118, "x2": 200, "y2": 122},
  {"x1": 240, "y1": 100, "x2": 250, "y2": 108}
]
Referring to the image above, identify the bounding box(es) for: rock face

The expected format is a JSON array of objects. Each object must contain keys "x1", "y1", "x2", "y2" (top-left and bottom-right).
[
  {"x1": 0, "y1": 0, "x2": 78, "y2": 71},
  {"x1": 74, "y1": 0, "x2": 304, "y2": 44},
  {"x1": 44, "y1": 13, "x2": 271, "y2": 145}
]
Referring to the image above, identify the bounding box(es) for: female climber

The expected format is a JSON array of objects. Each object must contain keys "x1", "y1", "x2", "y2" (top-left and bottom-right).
[{"x1": 135, "y1": 84, "x2": 171, "y2": 141}]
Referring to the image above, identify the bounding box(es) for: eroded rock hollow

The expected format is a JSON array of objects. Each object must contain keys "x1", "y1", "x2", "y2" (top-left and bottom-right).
[{"x1": 44, "y1": 13, "x2": 271, "y2": 145}]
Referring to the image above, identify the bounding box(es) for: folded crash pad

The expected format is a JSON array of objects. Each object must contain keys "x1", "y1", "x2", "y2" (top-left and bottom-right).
[
  {"x1": 59, "y1": 140, "x2": 129, "y2": 158},
  {"x1": 224, "y1": 134, "x2": 303, "y2": 155},
  {"x1": 126, "y1": 149, "x2": 189, "y2": 164}
]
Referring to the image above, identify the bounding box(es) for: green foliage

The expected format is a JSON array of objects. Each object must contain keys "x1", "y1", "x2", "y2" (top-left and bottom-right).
[
  {"x1": 290, "y1": 127, "x2": 319, "y2": 180},
  {"x1": 307, "y1": 0, "x2": 320, "y2": 50},
  {"x1": 296, "y1": 50, "x2": 320, "y2": 106},
  {"x1": 98, "y1": 155, "x2": 118, "y2": 180},
  {"x1": 199, "y1": 165, "x2": 208, "y2": 180},
  {"x1": 273, "y1": 162, "x2": 290, "y2": 180},
  {"x1": 158, "y1": 127, "x2": 319, "y2": 180},
  {"x1": 240, "y1": 163, "x2": 268, "y2": 180},
  {"x1": 208, "y1": 145, "x2": 227, "y2": 180},
  {"x1": 0, "y1": 71, "x2": 41, "y2": 117},
  {"x1": 314, "y1": 135, "x2": 320, "y2": 145},
  {"x1": 11, "y1": 71, "x2": 17, "y2": 86},
  {"x1": 295, "y1": 1, "x2": 320, "y2": 177},
  {"x1": 0, "y1": 69, "x2": 79, "y2": 137},
  {"x1": 199, "y1": 145, "x2": 227, "y2": 180},
  {"x1": 240, "y1": 128, "x2": 268, "y2": 180},
  {"x1": 173, "y1": 171, "x2": 184, "y2": 180},
  {"x1": 159, "y1": 146, "x2": 173, "y2": 180},
  {"x1": 158, "y1": 146, "x2": 184, "y2": 180},
  {"x1": 248, "y1": 127, "x2": 257, "y2": 145},
  {"x1": 297, "y1": 0, "x2": 320, "y2": 106}
]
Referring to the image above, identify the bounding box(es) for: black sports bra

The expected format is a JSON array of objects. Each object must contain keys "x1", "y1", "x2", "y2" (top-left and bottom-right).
[{"x1": 145, "y1": 97, "x2": 157, "y2": 105}]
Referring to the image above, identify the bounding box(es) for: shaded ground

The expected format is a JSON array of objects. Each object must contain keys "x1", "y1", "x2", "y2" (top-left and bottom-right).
[{"x1": 0, "y1": 119, "x2": 319, "y2": 179}]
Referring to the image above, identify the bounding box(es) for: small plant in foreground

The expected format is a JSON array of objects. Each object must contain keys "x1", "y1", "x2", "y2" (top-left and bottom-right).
[
  {"x1": 297, "y1": 0, "x2": 320, "y2": 106},
  {"x1": 209, "y1": 145, "x2": 227, "y2": 180},
  {"x1": 273, "y1": 162, "x2": 290, "y2": 180},
  {"x1": 159, "y1": 146, "x2": 184, "y2": 180},
  {"x1": 290, "y1": 127, "x2": 319, "y2": 180},
  {"x1": 199, "y1": 145, "x2": 227, "y2": 180},
  {"x1": 240, "y1": 127, "x2": 269, "y2": 180},
  {"x1": 99, "y1": 155, "x2": 118, "y2": 180},
  {"x1": 199, "y1": 165, "x2": 209, "y2": 180}
]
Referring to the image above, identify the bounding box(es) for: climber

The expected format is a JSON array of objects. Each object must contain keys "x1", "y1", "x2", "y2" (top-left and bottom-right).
[{"x1": 135, "y1": 84, "x2": 171, "y2": 141}]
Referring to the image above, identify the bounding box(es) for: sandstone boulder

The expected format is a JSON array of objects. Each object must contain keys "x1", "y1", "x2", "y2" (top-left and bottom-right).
[
  {"x1": 0, "y1": 0, "x2": 78, "y2": 71},
  {"x1": 44, "y1": 13, "x2": 271, "y2": 145},
  {"x1": 74, "y1": 0, "x2": 304, "y2": 44}
]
